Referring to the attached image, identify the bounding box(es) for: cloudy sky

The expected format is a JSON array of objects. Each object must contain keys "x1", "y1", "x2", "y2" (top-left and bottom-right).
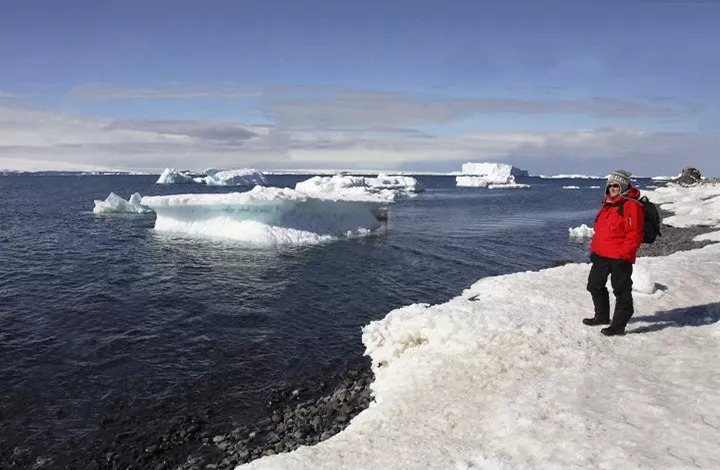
[{"x1": 1, "y1": 0, "x2": 718, "y2": 175}]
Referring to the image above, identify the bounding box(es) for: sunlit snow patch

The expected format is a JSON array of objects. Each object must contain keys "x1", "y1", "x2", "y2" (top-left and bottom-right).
[
  {"x1": 93, "y1": 192, "x2": 153, "y2": 214},
  {"x1": 141, "y1": 186, "x2": 382, "y2": 246}
]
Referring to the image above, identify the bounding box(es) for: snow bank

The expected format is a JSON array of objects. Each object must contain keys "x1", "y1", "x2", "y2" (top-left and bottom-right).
[
  {"x1": 644, "y1": 183, "x2": 720, "y2": 228},
  {"x1": 240, "y1": 184, "x2": 720, "y2": 470},
  {"x1": 93, "y1": 192, "x2": 153, "y2": 214},
  {"x1": 568, "y1": 223, "x2": 594, "y2": 238},
  {"x1": 156, "y1": 167, "x2": 266, "y2": 186},
  {"x1": 141, "y1": 186, "x2": 382, "y2": 246}
]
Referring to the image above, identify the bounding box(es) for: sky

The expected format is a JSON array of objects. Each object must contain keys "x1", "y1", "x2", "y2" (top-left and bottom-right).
[{"x1": 1, "y1": 0, "x2": 719, "y2": 175}]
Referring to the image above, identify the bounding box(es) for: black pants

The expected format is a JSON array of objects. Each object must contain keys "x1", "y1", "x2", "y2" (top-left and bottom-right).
[{"x1": 586, "y1": 253, "x2": 634, "y2": 328}]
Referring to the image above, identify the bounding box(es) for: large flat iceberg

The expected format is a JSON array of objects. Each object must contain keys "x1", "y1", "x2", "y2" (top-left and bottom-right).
[
  {"x1": 240, "y1": 183, "x2": 720, "y2": 469},
  {"x1": 141, "y1": 186, "x2": 383, "y2": 246}
]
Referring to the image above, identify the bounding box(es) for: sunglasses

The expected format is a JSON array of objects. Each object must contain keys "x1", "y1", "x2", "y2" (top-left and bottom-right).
[{"x1": 608, "y1": 184, "x2": 621, "y2": 188}]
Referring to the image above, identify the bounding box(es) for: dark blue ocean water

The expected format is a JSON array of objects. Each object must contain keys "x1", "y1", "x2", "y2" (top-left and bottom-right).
[{"x1": 0, "y1": 174, "x2": 650, "y2": 464}]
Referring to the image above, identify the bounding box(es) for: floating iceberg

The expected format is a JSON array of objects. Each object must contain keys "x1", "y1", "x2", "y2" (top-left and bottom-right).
[
  {"x1": 156, "y1": 168, "x2": 196, "y2": 184},
  {"x1": 197, "y1": 169, "x2": 267, "y2": 186},
  {"x1": 456, "y1": 162, "x2": 529, "y2": 188},
  {"x1": 562, "y1": 185, "x2": 580, "y2": 190},
  {"x1": 93, "y1": 192, "x2": 153, "y2": 214},
  {"x1": 461, "y1": 162, "x2": 528, "y2": 177},
  {"x1": 295, "y1": 174, "x2": 421, "y2": 203},
  {"x1": 156, "y1": 167, "x2": 266, "y2": 186},
  {"x1": 140, "y1": 186, "x2": 383, "y2": 246},
  {"x1": 568, "y1": 224, "x2": 594, "y2": 238}
]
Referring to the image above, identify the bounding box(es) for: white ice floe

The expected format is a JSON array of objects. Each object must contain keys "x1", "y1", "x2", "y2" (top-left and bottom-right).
[
  {"x1": 240, "y1": 183, "x2": 720, "y2": 470},
  {"x1": 93, "y1": 192, "x2": 153, "y2": 214},
  {"x1": 156, "y1": 168, "x2": 196, "y2": 184},
  {"x1": 589, "y1": 185, "x2": 601, "y2": 189},
  {"x1": 568, "y1": 224, "x2": 594, "y2": 238},
  {"x1": 652, "y1": 174, "x2": 681, "y2": 181},
  {"x1": 562, "y1": 185, "x2": 580, "y2": 190},
  {"x1": 197, "y1": 169, "x2": 267, "y2": 186},
  {"x1": 644, "y1": 183, "x2": 720, "y2": 228},
  {"x1": 456, "y1": 162, "x2": 529, "y2": 188},
  {"x1": 295, "y1": 174, "x2": 421, "y2": 203},
  {"x1": 538, "y1": 173, "x2": 603, "y2": 179},
  {"x1": 694, "y1": 230, "x2": 720, "y2": 242},
  {"x1": 141, "y1": 186, "x2": 382, "y2": 246},
  {"x1": 156, "y1": 167, "x2": 266, "y2": 186},
  {"x1": 461, "y1": 162, "x2": 528, "y2": 177}
]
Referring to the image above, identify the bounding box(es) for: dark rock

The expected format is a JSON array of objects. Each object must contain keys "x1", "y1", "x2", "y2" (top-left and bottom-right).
[{"x1": 675, "y1": 167, "x2": 702, "y2": 186}]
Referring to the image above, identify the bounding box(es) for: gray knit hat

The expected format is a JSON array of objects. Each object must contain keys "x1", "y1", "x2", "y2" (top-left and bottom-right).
[{"x1": 606, "y1": 169, "x2": 632, "y2": 194}]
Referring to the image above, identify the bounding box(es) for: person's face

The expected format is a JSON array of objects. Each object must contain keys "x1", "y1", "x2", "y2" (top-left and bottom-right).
[{"x1": 608, "y1": 183, "x2": 621, "y2": 197}]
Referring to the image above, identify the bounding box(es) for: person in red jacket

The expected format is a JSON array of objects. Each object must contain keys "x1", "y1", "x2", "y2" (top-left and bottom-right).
[{"x1": 584, "y1": 169, "x2": 645, "y2": 336}]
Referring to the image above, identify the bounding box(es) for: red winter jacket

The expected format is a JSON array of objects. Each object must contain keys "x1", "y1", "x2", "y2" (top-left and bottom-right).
[{"x1": 590, "y1": 186, "x2": 645, "y2": 263}]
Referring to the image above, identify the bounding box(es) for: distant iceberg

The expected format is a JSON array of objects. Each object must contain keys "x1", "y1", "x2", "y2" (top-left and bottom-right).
[
  {"x1": 539, "y1": 174, "x2": 603, "y2": 179},
  {"x1": 461, "y1": 162, "x2": 528, "y2": 177},
  {"x1": 456, "y1": 163, "x2": 529, "y2": 188},
  {"x1": 156, "y1": 168, "x2": 196, "y2": 184},
  {"x1": 562, "y1": 186, "x2": 581, "y2": 190},
  {"x1": 93, "y1": 192, "x2": 153, "y2": 214},
  {"x1": 140, "y1": 186, "x2": 383, "y2": 246},
  {"x1": 156, "y1": 167, "x2": 266, "y2": 186},
  {"x1": 295, "y1": 174, "x2": 422, "y2": 203}
]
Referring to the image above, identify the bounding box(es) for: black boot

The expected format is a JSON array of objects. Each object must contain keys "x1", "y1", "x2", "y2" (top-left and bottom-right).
[
  {"x1": 583, "y1": 317, "x2": 610, "y2": 326},
  {"x1": 601, "y1": 325, "x2": 626, "y2": 336}
]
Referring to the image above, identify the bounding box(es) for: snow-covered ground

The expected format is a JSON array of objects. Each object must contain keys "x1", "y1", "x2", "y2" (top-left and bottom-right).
[
  {"x1": 240, "y1": 183, "x2": 720, "y2": 469},
  {"x1": 141, "y1": 186, "x2": 383, "y2": 246},
  {"x1": 93, "y1": 192, "x2": 153, "y2": 214}
]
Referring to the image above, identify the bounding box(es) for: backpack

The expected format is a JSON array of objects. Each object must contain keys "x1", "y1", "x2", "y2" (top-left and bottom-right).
[{"x1": 618, "y1": 196, "x2": 662, "y2": 244}]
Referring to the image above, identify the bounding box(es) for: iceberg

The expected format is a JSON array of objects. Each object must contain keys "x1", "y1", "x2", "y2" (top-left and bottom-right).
[
  {"x1": 562, "y1": 185, "x2": 581, "y2": 190},
  {"x1": 198, "y1": 169, "x2": 268, "y2": 186},
  {"x1": 156, "y1": 167, "x2": 267, "y2": 186},
  {"x1": 93, "y1": 192, "x2": 153, "y2": 214},
  {"x1": 295, "y1": 174, "x2": 421, "y2": 203},
  {"x1": 456, "y1": 162, "x2": 529, "y2": 188},
  {"x1": 568, "y1": 223, "x2": 594, "y2": 238},
  {"x1": 140, "y1": 186, "x2": 383, "y2": 246},
  {"x1": 461, "y1": 162, "x2": 528, "y2": 177},
  {"x1": 156, "y1": 168, "x2": 196, "y2": 184}
]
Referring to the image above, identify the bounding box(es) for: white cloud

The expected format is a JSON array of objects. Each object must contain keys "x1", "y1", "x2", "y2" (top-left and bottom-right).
[
  {"x1": 69, "y1": 83, "x2": 260, "y2": 100},
  {"x1": 262, "y1": 90, "x2": 680, "y2": 127},
  {"x1": 0, "y1": 105, "x2": 718, "y2": 175}
]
